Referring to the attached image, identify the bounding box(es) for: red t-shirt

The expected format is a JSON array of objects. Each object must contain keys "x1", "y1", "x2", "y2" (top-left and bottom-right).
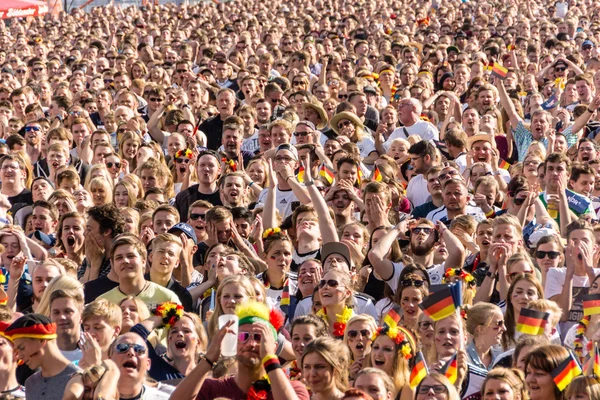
[{"x1": 196, "y1": 376, "x2": 310, "y2": 400}]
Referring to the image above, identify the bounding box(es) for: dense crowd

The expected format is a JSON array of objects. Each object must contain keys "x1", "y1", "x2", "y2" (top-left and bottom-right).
[{"x1": 2, "y1": 0, "x2": 600, "y2": 399}]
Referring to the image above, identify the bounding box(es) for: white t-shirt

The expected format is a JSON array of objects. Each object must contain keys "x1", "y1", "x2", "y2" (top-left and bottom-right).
[
  {"x1": 545, "y1": 267, "x2": 600, "y2": 338},
  {"x1": 356, "y1": 136, "x2": 377, "y2": 159},
  {"x1": 426, "y1": 203, "x2": 487, "y2": 223},
  {"x1": 406, "y1": 174, "x2": 430, "y2": 207},
  {"x1": 242, "y1": 131, "x2": 260, "y2": 153},
  {"x1": 256, "y1": 186, "x2": 300, "y2": 220},
  {"x1": 387, "y1": 261, "x2": 446, "y2": 290},
  {"x1": 385, "y1": 120, "x2": 439, "y2": 143}
]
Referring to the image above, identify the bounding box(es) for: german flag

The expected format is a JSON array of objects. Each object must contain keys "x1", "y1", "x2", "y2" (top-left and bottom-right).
[
  {"x1": 357, "y1": 168, "x2": 364, "y2": 185},
  {"x1": 383, "y1": 308, "x2": 401, "y2": 328},
  {"x1": 440, "y1": 353, "x2": 458, "y2": 384},
  {"x1": 409, "y1": 351, "x2": 428, "y2": 388},
  {"x1": 516, "y1": 308, "x2": 550, "y2": 335},
  {"x1": 583, "y1": 294, "x2": 600, "y2": 316},
  {"x1": 491, "y1": 62, "x2": 508, "y2": 80},
  {"x1": 419, "y1": 287, "x2": 456, "y2": 321},
  {"x1": 372, "y1": 166, "x2": 383, "y2": 182},
  {"x1": 551, "y1": 353, "x2": 582, "y2": 391},
  {"x1": 296, "y1": 166, "x2": 305, "y2": 183},
  {"x1": 498, "y1": 159, "x2": 511, "y2": 170},
  {"x1": 319, "y1": 164, "x2": 334, "y2": 185},
  {"x1": 593, "y1": 346, "x2": 600, "y2": 378}
]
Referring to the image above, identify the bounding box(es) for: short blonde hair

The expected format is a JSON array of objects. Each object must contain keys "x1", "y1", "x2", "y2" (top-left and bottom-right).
[
  {"x1": 82, "y1": 298, "x2": 123, "y2": 328},
  {"x1": 152, "y1": 233, "x2": 183, "y2": 251}
]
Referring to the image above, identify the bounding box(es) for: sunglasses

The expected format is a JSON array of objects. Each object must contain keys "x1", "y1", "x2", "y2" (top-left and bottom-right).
[
  {"x1": 514, "y1": 197, "x2": 525, "y2": 206},
  {"x1": 337, "y1": 120, "x2": 352, "y2": 129},
  {"x1": 115, "y1": 343, "x2": 146, "y2": 354},
  {"x1": 176, "y1": 69, "x2": 187, "y2": 73},
  {"x1": 438, "y1": 171, "x2": 459, "y2": 181},
  {"x1": 238, "y1": 332, "x2": 262, "y2": 343},
  {"x1": 338, "y1": 94, "x2": 348, "y2": 99},
  {"x1": 418, "y1": 321, "x2": 433, "y2": 329},
  {"x1": 104, "y1": 79, "x2": 114, "y2": 83},
  {"x1": 583, "y1": 46, "x2": 593, "y2": 50},
  {"x1": 401, "y1": 279, "x2": 425, "y2": 287},
  {"x1": 150, "y1": 97, "x2": 164, "y2": 102},
  {"x1": 411, "y1": 227, "x2": 433, "y2": 235},
  {"x1": 106, "y1": 162, "x2": 121, "y2": 169},
  {"x1": 190, "y1": 213, "x2": 206, "y2": 221},
  {"x1": 176, "y1": 158, "x2": 191, "y2": 164},
  {"x1": 16, "y1": 69, "x2": 26, "y2": 74},
  {"x1": 535, "y1": 250, "x2": 561, "y2": 260},
  {"x1": 33, "y1": 67, "x2": 43, "y2": 72},
  {"x1": 555, "y1": 67, "x2": 566, "y2": 72},
  {"x1": 294, "y1": 131, "x2": 310, "y2": 137},
  {"x1": 347, "y1": 329, "x2": 371, "y2": 339},
  {"x1": 25, "y1": 126, "x2": 41, "y2": 132},
  {"x1": 319, "y1": 279, "x2": 340, "y2": 288},
  {"x1": 492, "y1": 320, "x2": 505, "y2": 328}
]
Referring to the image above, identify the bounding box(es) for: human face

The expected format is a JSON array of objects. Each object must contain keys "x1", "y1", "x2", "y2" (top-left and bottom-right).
[
  {"x1": 483, "y1": 378, "x2": 516, "y2": 400},
  {"x1": 265, "y1": 239, "x2": 293, "y2": 273},
  {"x1": 291, "y1": 324, "x2": 318, "y2": 361},
  {"x1": 526, "y1": 365, "x2": 555, "y2": 400},
  {"x1": 569, "y1": 229, "x2": 596, "y2": 262},
  {"x1": 196, "y1": 154, "x2": 220, "y2": 185},
  {"x1": 152, "y1": 211, "x2": 177, "y2": 235},
  {"x1": 319, "y1": 270, "x2": 350, "y2": 308},
  {"x1": 120, "y1": 299, "x2": 142, "y2": 332},
  {"x1": 114, "y1": 184, "x2": 130, "y2": 208},
  {"x1": 472, "y1": 141, "x2": 493, "y2": 163},
  {"x1": 83, "y1": 316, "x2": 119, "y2": 351},
  {"x1": 91, "y1": 183, "x2": 109, "y2": 206},
  {"x1": 0, "y1": 334, "x2": 16, "y2": 374},
  {"x1": 1, "y1": 160, "x2": 24, "y2": 187},
  {"x1": 354, "y1": 373, "x2": 391, "y2": 400},
  {"x1": 0, "y1": 234, "x2": 20, "y2": 266},
  {"x1": 150, "y1": 241, "x2": 180, "y2": 276},
  {"x1": 511, "y1": 280, "x2": 539, "y2": 315},
  {"x1": 477, "y1": 312, "x2": 505, "y2": 348},
  {"x1": 51, "y1": 297, "x2": 82, "y2": 338},
  {"x1": 416, "y1": 376, "x2": 449, "y2": 400},
  {"x1": 32, "y1": 264, "x2": 61, "y2": 303},
  {"x1": 32, "y1": 206, "x2": 57, "y2": 234},
  {"x1": 113, "y1": 244, "x2": 145, "y2": 281},
  {"x1": 578, "y1": 142, "x2": 597, "y2": 162},
  {"x1": 492, "y1": 224, "x2": 522, "y2": 253},
  {"x1": 61, "y1": 216, "x2": 85, "y2": 255},
  {"x1": 572, "y1": 174, "x2": 595, "y2": 197},
  {"x1": 13, "y1": 338, "x2": 45, "y2": 370},
  {"x1": 111, "y1": 333, "x2": 151, "y2": 382},
  {"x1": 346, "y1": 320, "x2": 374, "y2": 360},
  {"x1": 400, "y1": 286, "x2": 423, "y2": 321},
  {"x1": 168, "y1": 317, "x2": 200, "y2": 360},
  {"x1": 247, "y1": 162, "x2": 266, "y2": 185},
  {"x1": 47, "y1": 150, "x2": 68, "y2": 171},
  {"x1": 123, "y1": 139, "x2": 139, "y2": 160},
  {"x1": 435, "y1": 316, "x2": 461, "y2": 358},
  {"x1": 303, "y1": 351, "x2": 335, "y2": 394},
  {"x1": 341, "y1": 224, "x2": 365, "y2": 248},
  {"x1": 418, "y1": 315, "x2": 435, "y2": 344},
  {"x1": 298, "y1": 260, "x2": 321, "y2": 297},
  {"x1": 220, "y1": 282, "x2": 251, "y2": 314},
  {"x1": 271, "y1": 126, "x2": 291, "y2": 146},
  {"x1": 222, "y1": 176, "x2": 245, "y2": 207},
  {"x1": 215, "y1": 251, "x2": 243, "y2": 281},
  {"x1": 370, "y1": 335, "x2": 396, "y2": 374}
]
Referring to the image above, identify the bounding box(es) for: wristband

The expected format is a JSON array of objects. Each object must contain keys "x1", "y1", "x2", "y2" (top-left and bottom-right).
[
  {"x1": 588, "y1": 107, "x2": 595, "y2": 113},
  {"x1": 248, "y1": 181, "x2": 254, "y2": 188},
  {"x1": 485, "y1": 209, "x2": 496, "y2": 218},
  {"x1": 262, "y1": 354, "x2": 278, "y2": 365},
  {"x1": 262, "y1": 354, "x2": 281, "y2": 373}
]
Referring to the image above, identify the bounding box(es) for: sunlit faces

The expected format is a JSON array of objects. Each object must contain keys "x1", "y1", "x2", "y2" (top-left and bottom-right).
[
  {"x1": 302, "y1": 351, "x2": 336, "y2": 394},
  {"x1": 297, "y1": 260, "x2": 322, "y2": 296},
  {"x1": 525, "y1": 363, "x2": 555, "y2": 400},
  {"x1": 221, "y1": 176, "x2": 246, "y2": 207},
  {"x1": 291, "y1": 324, "x2": 319, "y2": 361},
  {"x1": 120, "y1": 299, "x2": 143, "y2": 332},
  {"x1": 149, "y1": 241, "x2": 181, "y2": 276},
  {"x1": 110, "y1": 333, "x2": 151, "y2": 381},
  {"x1": 196, "y1": 154, "x2": 221, "y2": 185},
  {"x1": 83, "y1": 316, "x2": 120, "y2": 351},
  {"x1": 31, "y1": 264, "x2": 61, "y2": 303},
  {"x1": 492, "y1": 224, "x2": 522, "y2": 253},
  {"x1": 370, "y1": 334, "x2": 396, "y2": 374},
  {"x1": 346, "y1": 320, "x2": 374, "y2": 360},
  {"x1": 0, "y1": 160, "x2": 24, "y2": 187},
  {"x1": 337, "y1": 161, "x2": 358, "y2": 183},
  {"x1": 510, "y1": 279, "x2": 540, "y2": 316},
  {"x1": 12, "y1": 337, "x2": 45, "y2": 370},
  {"x1": 167, "y1": 316, "x2": 201, "y2": 359},
  {"x1": 477, "y1": 312, "x2": 505, "y2": 348},
  {"x1": 400, "y1": 286, "x2": 423, "y2": 321},
  {"x1": 435, "y1": 316, "x2": 462, "y2": 358},
  {"x1": 265, "y1": 239, "x2": 293, "y2": 272},
  {"x1": 112, "y1": 244, "x2": 145, "y2": 280},
  {"x1": 152, "y1": 211, "x2": 178, "y2": 235},
  {"x1": 0, "y1": 334, "x2": 17, "y2": 373},
  {"x1": 295, "y1": 211, "x2": 320, "y2": 240},
  {"x1": 0, "y1": 233, "x2": 20, "y2": 266},
  {"x1": 215, "y1": 251, "x2": 244, "y2": 281},
  {"x1": 416, "y1": 376, "x2": 450, "y2": 400},
  {"x1": 319, "y1": 270, "x2": 351, "y2": 308},
  {"x1": 31, "y1": 205, "x2": 58, "y2": 234},
  {"x1": 50, "y1": 297, "x2": 82, "y2": 338}
]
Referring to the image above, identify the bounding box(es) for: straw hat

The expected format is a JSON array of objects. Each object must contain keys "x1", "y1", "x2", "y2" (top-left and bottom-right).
[
  {"x1": 330, "y1": 111, "x2": 365, "y2": 135},
  {"x1": 467, "y1": 133, "x2": 495, "y2": 150},
  {"x1": 301, "y1": 102, "x2": 328, "y2": 130}
]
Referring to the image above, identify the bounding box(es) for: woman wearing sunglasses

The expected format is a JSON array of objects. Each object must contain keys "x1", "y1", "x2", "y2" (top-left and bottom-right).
[
  {"x1": 170, "y1": 149, "x2": 196, "y2": 195},
  {"x1": 394, "y1": 274, "x2": 428, "y2": 332},
  {"x1": 315, "y1": 269, "x2": 355, "y2": 338},
  {"x1": 464, "y1": 303, "x2": 505, "y2": 370},
  {"x1": 301, "y1": 337, "x2": 351, "y2": 400},
  {"x1": 415, "y1": 373, "x2": 460, "y2": 400},
  {"x1": 534, "y1": 235, "x2": 564, "y2": 289},
  {"x1": 330, "y1": 111, "x2": 378, "y2": 165},
  {"x1": 343, "y1": 314, "x2": 378, "y2": 382}
]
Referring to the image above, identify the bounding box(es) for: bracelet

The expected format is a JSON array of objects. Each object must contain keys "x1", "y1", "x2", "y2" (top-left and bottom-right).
[
  {"x1": 202, "y1": 355, "x2": 216, "y2": 368},
  {"x1": 248, "y1": 181, "x2": 254, "y2": 188},
  {"x1": 262, "y1": 354, "x2": 278, "y2": 365},
  {"x1": 588, "y1": 107, "x2": 595, "y2": 113}
]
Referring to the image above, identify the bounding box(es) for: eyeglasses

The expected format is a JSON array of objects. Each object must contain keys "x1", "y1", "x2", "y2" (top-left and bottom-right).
[
  {"x1": 418, "y1": 385, "x2": 446, "y2": 395},
  {"x1": 514, "y1": 197, "x2": 525, "y2": 206},
  {"x1": 294, "y1": 131, "x2": 311, "y2": 137},
  {"x1": 535, "y1": 250, "x2": 561, "y2": 260},
  {"x1": 190, "y1": 213, "x2": 206, "y2": 221},
  {"x1": 319, "y1": 279, "x2": 340, "y2": 288},
  {"x1": 16, "y1": 69, "x2": 26, "y2": 74},
  {"x1": 1, "y1": 165, "x2": 20, "y2": 171},
  {"x1": 583, "y1": 46, "x2": 593, "y2": 50},
  {"x1": 347, "y1": 329, "x2": 371, "y2": 339},
  {"x1": 411, "y1": 227, "x2": 433, "y2": 235},
  {"x1": 338, "y1": 94, "x2": 348, "y2": 99},
  {"x1": 25, "y1": 126, "x2": 41, "y2": 132},
  {"x1": 555, "y1": 67, "x2": 566, "y2": 72},
  {"x1": 106, "y1": 162, "x2": 121, "y2": 169},
  {"x1": 492, "y1": 320, "x2": 505, "y2": 328},
  {"x1": 401, "y1": 279, "x2": 425, "y2": 287},
  {"x1": 150, "y1": 97, "x2": 164, "y2": 102},
  {"x1": 238, "y1": 332, "x2": 262, "y2": 343},
  {"x1": 337, "y1": 120, "x2": 352, "y2": 129},
  {"x1": 115, "y1": 343, "x2": 147, "y2": 355},
  {"x1": 33, "y1": 67, "x2": 43, "y2": 72},
  {"x1": 418, "y1": 321, "x2": 433, "y2": 330}
]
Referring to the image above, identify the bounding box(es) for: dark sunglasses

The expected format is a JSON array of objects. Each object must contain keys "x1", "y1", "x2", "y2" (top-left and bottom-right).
[
  {"x1": 411, "y1": 227, "x2": 433, "y2": 235},
  {"x1": 401, "y1": 279, "x2": 425, "y2": 287},
  {"x1": 176, "y1": 158, "x2": 191, "y2": 164},
  {"x1": 535, "y1": 250, "x2": 561, "y2": 260},
  {"x1": 583, "y1": 46, "x2": 593, "y2": 50},
  {"x1": 294, "y1": 131, "x2": 310, "y2": 137},
  {"x1": 150, "y1": 97, "x2": 164, "y2": 102},
  {"x1": 176, "y1": 69, "x2": 187, "y2": 73},
  {"x1": 25, "y1": 126, "x2": 41, "y2": 132},
  {"x1": 338, "y1": 94, "x2": 348, "y2": 99},
  {"x1": 16, "y1": 69, "x2": 26, "y2": 74},
  {"x1": 347, "y1": 329, "x2": 371, "y2": 339},
  {"x1": 239, "y1": 332, "x2": 261, "y2": 343},
  {"x1": 319, "y1": 279, "x2": 340, "y2": 288},
  {"x1": 190, "y1": 213, "x2": 206, "y2": 221},
  {"x1": 554, "y1": 67, "x2": 566, "y2": 72},
  {"x1": 439, "y1": 171, "x2": 459, "y2": 181},
  {"x1": 33, "y1": 67, "x2": 43, "y2": 72},
  {"x1": 106, "y1": 162, "x2": 121, "y2": 169},
  {"x1": 337, "y1": 120, "x2": 352, "y2": 129},
  {"x1": 514, "y1": 197, "x2": 525, "y2": 206},
  {"x1": 104, "y1": 79, "x2": 114, "y2": 83},
  {"x1": 115, "y1": 343, "x2": 146, "y2": 354}
]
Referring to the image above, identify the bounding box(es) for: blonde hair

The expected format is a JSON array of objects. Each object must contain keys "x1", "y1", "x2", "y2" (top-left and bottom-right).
[
  {"x1": 343, "y1": 314, "x2": 378, "y2": 346},
  {"x1": 417, "y1": 373, "x2": 460, "y2": 400},
  {"x1": 151, "y1": 233, "x2": 183, "y2": 251},
  {"x1": 82, "y1": 298, "x2": 123, "y2": 328},
  {"x1": 122, "y1": 173, "x2": 145, "y2": 198},
  {"x1": 113, "y1": 180, "x2": 138, "y2": 207},
  {"x1": 207, "y1": 275, "x2": 256, "y2": 339},
  {"x1": 464, "y1": 303, "x2": 502, "y2": 338},
  {"x1": 37, "y1": 275, "x2": 84, "y2": 317},
  {"x1": 565, "y1": 376, "x2": 600, "y2": 400},
  {"x1": 118, "y1": 296, "x2": 150, "y2": 333},
  {"x1": 301, "y1": 337, "x2": 351, "y2": 392},
  {"x1": 86, "y1": 177, "x2": 113, "y2": 205}
]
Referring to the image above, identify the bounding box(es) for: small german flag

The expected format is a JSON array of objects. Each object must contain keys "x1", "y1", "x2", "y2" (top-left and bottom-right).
[
  {"x1": 297, "y1": 166, "x2": 305, "y2": 183},
  {"x1": 440, "y1": 353, "x2": 458, "y2": 384},
  {"x1": 498, "y1": 159, "x2": 511, "y2": 170},
  {"x1": 383, "y1": 308, "x2": 401, "y2": 327},
  {"x1": 583, "y1": 294, "x2": 600, "y2": 316},
  {"x1": 551, "y1": 353, "x2": 582, "y2": 391},
  {"x1": 593, "y1": 346, "x2": 600, "y2": 378},
  {"x1": 419, "y1": 286, "x2": 456, "y2": 321},
  {"x1": 516, "y1": 308, "x2": 550, "y2": 335},
  {"x1": 409, "y1": 351, "x2": 428, "y2": 388},
  {"x1": 319, "y1": 164, "x2": 335, "y2": 185},
  {"x1": 372, "y1": 166, "x2": 383, "y2": 182},
  {"x1": 357, "y1": 168, "x2": 364, "y2": 185},
  {"x1": 491, "y1": 62, "x2": 508, "y2": 80}
]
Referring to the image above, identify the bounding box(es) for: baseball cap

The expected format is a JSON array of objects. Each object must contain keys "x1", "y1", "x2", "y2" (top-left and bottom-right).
[
  {"x1": 275, "y1": 143, "x2": 298, "y2": 160},
  {"x1": 168, "y1": 223, "x2": 198, "y2": 245},
  {"x1": 583, "y1": 40, "x2": 595, "y2": 48},
  {"x1": 321, "y1": 242, "x2": 352, "y2": 267}
]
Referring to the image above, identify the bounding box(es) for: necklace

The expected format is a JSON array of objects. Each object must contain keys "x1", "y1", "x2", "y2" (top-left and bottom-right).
[{"x1": 316, "y1": 306, "x2": 353, "y2": 338}]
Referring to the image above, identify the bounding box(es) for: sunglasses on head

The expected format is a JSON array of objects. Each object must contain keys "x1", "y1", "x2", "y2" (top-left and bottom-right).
[
  {"x1": 401, "y1": 279, "x2": 425, "y2": 287},
  {"x1": 319, "y1": 279, "x2": 340, "y2": 288},
  {"x1": 190, "y1": 213, "x2": 206, "y2": 221},
  {"x1": 347, "y1": 329, "x2": 371, "y2": 339},
  {"x1": 535, "y1": 250, "x2": 561, "y2": 259},
  {"x1": 238, "y1": 332, "x2": 262, "y2": 343},
  {"x1": 176, "y1": 158, "x2": 191, "y2": 164},
  {"x1": 115, "y1": 343, "x2": 146, "y2": 354}
]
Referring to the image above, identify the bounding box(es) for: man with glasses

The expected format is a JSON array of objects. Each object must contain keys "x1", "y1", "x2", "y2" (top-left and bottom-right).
[
  {"x1": 23, "y1": 121, "x2": 44, "y2": 164},
  {"x1": 386, "y1": 98, "x2": 439, "y2": 143}
]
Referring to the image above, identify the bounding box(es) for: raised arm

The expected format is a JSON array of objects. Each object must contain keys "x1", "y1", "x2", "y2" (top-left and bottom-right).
[
  {"x1": 495, "y1": 78, "x2": 522, "y2": 129},
  {"x1": 437, "y1": 222, "x2": 465, "y2": 270},
  {"x1": 367, "y1": 225, "x2": 403, "y2": 282},
  {"x1": 303, "y1": 155, "x2": 338, "y2": 243},
  {"x1": 263, "y1": 159, "x2": 278, "y2": 230}
]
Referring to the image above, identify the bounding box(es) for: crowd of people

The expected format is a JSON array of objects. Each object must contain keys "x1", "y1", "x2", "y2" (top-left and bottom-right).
[{"x1": 2, "y1": 0, "x2": 600, "y2": 399}]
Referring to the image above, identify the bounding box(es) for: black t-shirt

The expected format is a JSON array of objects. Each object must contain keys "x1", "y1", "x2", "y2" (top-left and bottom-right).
[
  {"x1": 199, "y1": 114, "x2": 225, "y2": 150},
  {"x1": 412, "y1": 201, "x2": 439, "y2": 219},
  {"x1": 363, "y1": 270, "x2": 390, "y2": 302},
  {"x1": 8, "y1": 189, "x2": 32, "y2": 207},
  {"x1": 84, "y1": 275, "x2": 119, "y2": 303},
  {"x1": 174, "y1": 185, "x2": 222, "y2": 222}
]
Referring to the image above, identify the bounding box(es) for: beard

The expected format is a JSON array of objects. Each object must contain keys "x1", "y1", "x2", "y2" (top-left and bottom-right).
[{"x1": 411, "y1": 241, "x2": 434, "y2": 257}]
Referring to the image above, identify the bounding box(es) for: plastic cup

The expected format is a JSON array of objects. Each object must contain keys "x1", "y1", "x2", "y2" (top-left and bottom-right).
[{"x1": 218, "y1": 314, "x2": 239, "y2": 357}]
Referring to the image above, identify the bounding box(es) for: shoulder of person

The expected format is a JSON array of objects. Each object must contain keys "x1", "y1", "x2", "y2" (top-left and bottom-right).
[{"x1": 354, "y1": 292, "x2": 375, "y2": 303}]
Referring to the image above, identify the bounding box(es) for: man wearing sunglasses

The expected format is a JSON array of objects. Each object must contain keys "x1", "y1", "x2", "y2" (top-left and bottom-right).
[
  {"x1": 23, "y1": 121, "x2": 44, "y2": 164},
  {"x1": 110, "y1": 333, "x2": 169, "y2": 399}
]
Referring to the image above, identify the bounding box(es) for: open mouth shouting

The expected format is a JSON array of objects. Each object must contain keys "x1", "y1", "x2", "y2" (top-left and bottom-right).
[
  {"x1": 122, "y1": 359, "x2": 138, "y2": 373},
  {"x1": 174, "y1": 339, "x2": 187, "y2": 350}
]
